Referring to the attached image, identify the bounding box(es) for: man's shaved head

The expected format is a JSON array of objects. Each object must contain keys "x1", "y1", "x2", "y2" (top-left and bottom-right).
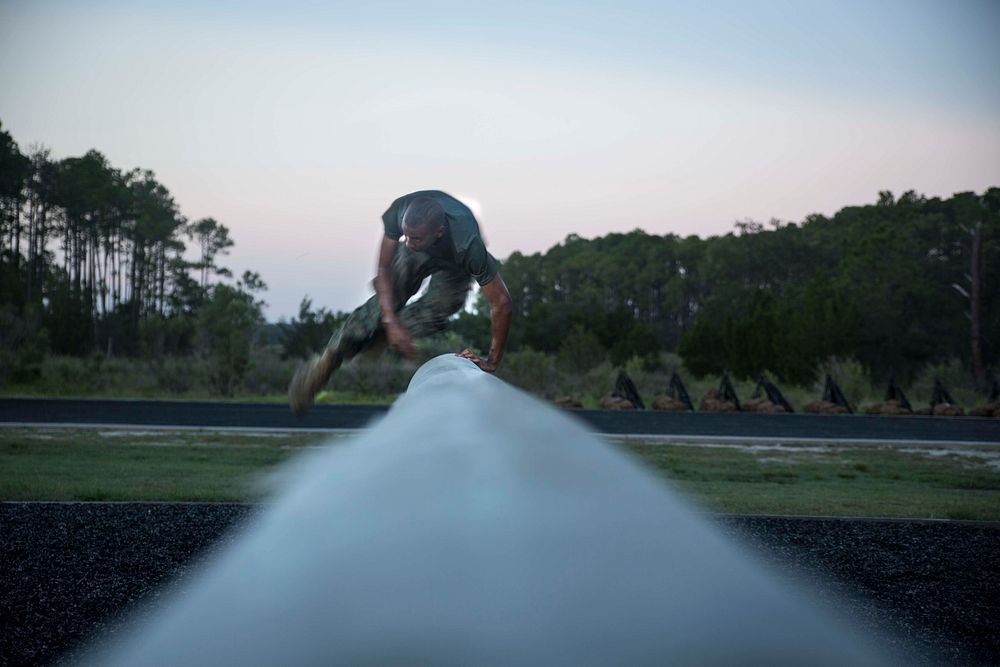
[
  {"x1": 402, "y1": 197, "x2": 446, "y2": 232},
  {"x1": 400, "y1": 197, "x2": 447, "y2": 252}
]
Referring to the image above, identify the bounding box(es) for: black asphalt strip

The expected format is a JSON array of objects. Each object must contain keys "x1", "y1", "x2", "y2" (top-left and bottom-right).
[
  {"x1": 1, "y1": 504, "x2": 997, "y2": 666},
  {"x1": 3, "y1": 397, "x2": 999, "y2": 442}
]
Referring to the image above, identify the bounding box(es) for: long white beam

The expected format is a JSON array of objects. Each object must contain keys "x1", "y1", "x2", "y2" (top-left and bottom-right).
[{"x1": 86, "y1": 354, "x2": 891, "y2": 665}]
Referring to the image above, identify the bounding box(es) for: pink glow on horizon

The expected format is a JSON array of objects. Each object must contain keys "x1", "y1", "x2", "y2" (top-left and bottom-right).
[{"x1": 2, "y1": 2, "x2": 998, "y2": 319}]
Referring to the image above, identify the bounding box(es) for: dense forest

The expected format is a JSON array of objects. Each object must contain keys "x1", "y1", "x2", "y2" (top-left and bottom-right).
[
  {"x1": 1, "y1": 120, "x2": 996, "y2": 398},
  {"x1": 453, "y1": 189, "x2": 998, "y2": 388}
]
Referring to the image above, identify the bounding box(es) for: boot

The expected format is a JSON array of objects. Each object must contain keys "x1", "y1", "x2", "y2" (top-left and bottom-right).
[{"x1": 288, "y1": 348, "x2": 342, "y2": 417}]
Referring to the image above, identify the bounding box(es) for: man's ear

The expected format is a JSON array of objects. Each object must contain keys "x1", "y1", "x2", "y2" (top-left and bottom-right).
[{"x1": 435, "y1": 225, "x2": 446, "y2": 240}]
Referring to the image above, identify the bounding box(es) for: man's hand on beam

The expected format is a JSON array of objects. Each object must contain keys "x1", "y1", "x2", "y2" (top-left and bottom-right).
[
  {"x1": 456, "y1": 273, "x2": 511, "y2": 373},
  {"x1": 457, "y1": 348, "x2": 497, "y2": 373}
]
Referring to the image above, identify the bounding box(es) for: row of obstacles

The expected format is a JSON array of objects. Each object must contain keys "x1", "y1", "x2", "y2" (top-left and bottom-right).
[
  {"x1": 857, "y1": 378, "x2": 1000, "y2": 417},
  {"x1": 554, "y1": 372, "x2": 1000, "y2": 418}
]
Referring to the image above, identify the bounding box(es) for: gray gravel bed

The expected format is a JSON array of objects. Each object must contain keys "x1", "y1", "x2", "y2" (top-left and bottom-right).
[
  {"x1": 717, "y1": 516, "x2": 1000, "y2": 666},
  {"x1": 1, "y1": 503, "x2": 256, "y2": 666},
  {"x1": 1, "y1": 504, "x2": 997, "y2": 666}
]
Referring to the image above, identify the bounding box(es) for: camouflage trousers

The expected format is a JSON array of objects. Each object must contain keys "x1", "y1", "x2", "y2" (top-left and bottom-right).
[{"x1": 326, "y1": 244, "x2": 472, "y2": 360}]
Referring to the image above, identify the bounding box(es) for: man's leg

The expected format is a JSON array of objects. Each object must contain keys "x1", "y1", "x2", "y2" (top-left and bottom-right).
[
  {"x1": 395, "y1": 267, "x2": 472, "y2": 339},
  {"x1": 327, "y1": 244, "x2": 435, "y2": 358},
  {"x1": 287, "y1": 244, "x2": 433, "y2": 416}
]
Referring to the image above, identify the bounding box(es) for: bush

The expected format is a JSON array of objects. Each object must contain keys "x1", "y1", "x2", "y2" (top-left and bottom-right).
[
  {"x1": 557, "y1": 325, "x2": 607, "y2": 374},
  {"x1": 497, "y1": 349, "x2": 560, "y2": 397},
  {"x1": 154, "y1": 357, "x2": 211, "y2": 394},
  {"x1": 330, "y1": 353, "x2": 415, "y2": 398},
  {"x1": 197, "y1": 283, "x2": 264, "y2": 397},
  {"x1": 0, "y1": 304, "x2": 47, "y2": 386},
  {"x1": 30, "y1": 355, "x2": 157, "y2": 396},
  {"x1": 279, "y1": 298, "x2": 348, "y2": 360},
  {"x1": 417, "y1": 331, "x2": 468, "y2": 358},
  {"x1": 243, "y1": 345, "x2": 298, "y2": 395},
  {"x1": 140, "y1": 315, "x2": 196, "y2": 357}
]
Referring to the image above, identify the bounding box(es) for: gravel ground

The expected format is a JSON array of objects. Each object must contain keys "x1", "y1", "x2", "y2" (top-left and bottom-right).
[
  {"x1": 1, "y1": 504, "x2": 997, "y2": 666},
  {"x1": 0, "y1": 503, "x2": 256, "y2": 666},
  {"x1": 717, "y1": 516, "x2": 1000, "y2": 666}
]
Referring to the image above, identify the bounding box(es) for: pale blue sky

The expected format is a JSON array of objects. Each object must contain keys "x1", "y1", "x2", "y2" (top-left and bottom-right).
[{"x1": 2, "y1": 0, "x2": 998, "y2": 319}]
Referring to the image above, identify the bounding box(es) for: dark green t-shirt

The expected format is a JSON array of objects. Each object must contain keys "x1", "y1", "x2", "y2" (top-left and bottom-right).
[{"x1": 382, "y1": 190, "x2": 501, "y2": 286}]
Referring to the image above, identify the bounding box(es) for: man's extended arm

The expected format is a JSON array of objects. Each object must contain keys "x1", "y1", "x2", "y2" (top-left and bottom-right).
[
  {"x1": 375, "y1": 233, "x2": 418, "y2": 360},
  {"x1": 458, "y1": 273, "x2": 512, "y2": 373}
]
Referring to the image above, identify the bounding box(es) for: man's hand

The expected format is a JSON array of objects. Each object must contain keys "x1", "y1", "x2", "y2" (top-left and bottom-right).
[
  {"x1": 385, "y1": 318, "x2": 418, "y2": 361},
  {"x1": 466, "y1": 273, "x2": 511, "y2": 373},
  {"x1": 375, "y1": 233, "x2": 418, "y2": 361},
  {"x1": 457, "y1": 348, "x2": 498, "y2": 373}
]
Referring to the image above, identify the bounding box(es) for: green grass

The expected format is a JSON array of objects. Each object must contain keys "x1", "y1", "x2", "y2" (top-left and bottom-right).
[
  {"x1": 0, "y1": 386, "x2": 398, "y2": 405},
  {"x1": 616, "y1": 440, "x2": 1000, "y2": 521},
  {"x1": 1, "y1": 428, "x2": 998, "y2": 520},
  {"x1": 0, "y1": 429, "x2": 338, "y2": 502},
  {"x1": 0, "y1": 351, "x2": 408, "y2": 404}
]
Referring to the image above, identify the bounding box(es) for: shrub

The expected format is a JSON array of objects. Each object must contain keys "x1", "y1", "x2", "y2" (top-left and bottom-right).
[
  {"x1": 152, "y1": 357, "x2": 211, "y2": 395},
  {"x1": 196, "y1": 283, "x2": 264, "y2": 397},
  {"x1": 497, "y1": 348, "x2": 560, "y2": 397},
  {"x1": 243, "y1": 345, "x2": 298, "y2": 395},
  {"x1": 330, "y1": 353, "x2": 415, "y2": 397},
  {"x1": 557, "y1": 325, "x2": 607, "y2": 374},
  {"x1": 0, "y1": 304, "x2": 47, "y2": 386}
]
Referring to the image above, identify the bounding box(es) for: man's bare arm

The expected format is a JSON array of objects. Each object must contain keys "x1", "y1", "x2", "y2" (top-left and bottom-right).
[
  {"x1": 458, "y1": 273, "x2": 512, "y2": 373},
  {"x1": 375, "y1": 234, "x2": 417, "y2": 360}
]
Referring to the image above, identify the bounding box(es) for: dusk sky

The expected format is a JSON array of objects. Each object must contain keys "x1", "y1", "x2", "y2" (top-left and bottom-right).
[{"x1": 2, "y1": 0, "x2": 998, "y2": 319}]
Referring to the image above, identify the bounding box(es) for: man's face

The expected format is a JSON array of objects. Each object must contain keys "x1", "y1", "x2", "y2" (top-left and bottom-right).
[{"x1": 401, "y1": 222, "x2": 444, "y2": 252}]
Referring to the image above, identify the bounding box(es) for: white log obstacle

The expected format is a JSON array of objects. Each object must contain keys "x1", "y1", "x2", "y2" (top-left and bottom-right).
[{"x1": 87, "y1": 354, "x2": 890, "y2": 666}]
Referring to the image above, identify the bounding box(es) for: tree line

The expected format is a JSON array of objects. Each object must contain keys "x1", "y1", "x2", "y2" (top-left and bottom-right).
[
  {"x1": 453, "y1": 189, "x2": 998, "y2": 388},
  {"x1": 3, "y1": 119, "x2": 996, "y2": 394},
  {"x1": 0, "y1": 121, "x2": 265, "y2": 393}
]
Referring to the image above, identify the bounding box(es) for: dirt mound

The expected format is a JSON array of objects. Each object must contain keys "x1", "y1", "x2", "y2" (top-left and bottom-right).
[
  {"x1": 865, "y1": 399, "x2": 912, "y2": 416},
  {"x1": 866, "y1": 379, "x2": 913, "y2": 416},
  {"x1": 601, "y1": 370, "x2": 644, "y2": 410},
  {"x1": 600, "y1": 395, "x2": 635, "y2": 410},
  {"x1": 969, "y1": 402, "x2": 1000, "y2": 418},
  {"x1": 932, "y1": 403, "x2": 965, "y2": 417},
  {"x1": 743, "y1": 397, "x2": 788, "y2": 413},
  {"x1": 652, "y1": 372, "x2": 694, "y2": 412},
  {"x1": 970, "y1": 380, "x2": 1000, "y2": 417},
  {"x1": 803, "y1": 374, "x2": 853, "y2": 415},
  {"x1": 699, "y1": 372, "x2": 741, "y2": 412},
  {"x1": 745, "y1": 375, "x2": 793, "y2": 414},
  {"x1": 651, "y1": 395, "x2": 689, "y2": 411},
  {"x1": 554, "y1": 396, "x2": 583, "y2": 409},
  {"x1": 699, "y1": 388, "x2": 738, "y2": 412},
  {"x1": 920, "y1": 379, "x2": 965, "y2": 417},
  {"x1": 803, "y1": 400, "x2": 851, "y2": 415}
]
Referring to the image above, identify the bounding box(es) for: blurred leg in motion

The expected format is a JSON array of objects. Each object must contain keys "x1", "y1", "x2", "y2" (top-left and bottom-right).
[
  {"x1": 395, "y1": 266, "x2": 471, "y2": 338},
  {"x1": 287, "y1": 245, "x2": 469, "y2": 416},
  {"x1": 287, "y1": 348, "x2": 343, "y2": 417}
]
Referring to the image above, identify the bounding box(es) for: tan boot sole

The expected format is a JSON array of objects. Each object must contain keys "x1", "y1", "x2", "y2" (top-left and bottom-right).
[{"x1": 288, "y1": 351, "x2": 342, "y2": 416}]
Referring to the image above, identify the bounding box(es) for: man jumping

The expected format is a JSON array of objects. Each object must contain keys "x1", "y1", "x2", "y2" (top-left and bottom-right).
[{"x1": 288, "y1": 190, "x2": 512, "y2": 416}]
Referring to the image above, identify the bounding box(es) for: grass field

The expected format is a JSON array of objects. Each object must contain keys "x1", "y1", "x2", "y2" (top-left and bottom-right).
[
  {"x1": 615, "y1": 438, "x2": 1000, "y2": 520},
  {"x1": 1, "y1": 428, "x2": 998, "y2": 520},
  {"x1": 0, "y1": 387, "x2": 397, "y2": 405}
]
